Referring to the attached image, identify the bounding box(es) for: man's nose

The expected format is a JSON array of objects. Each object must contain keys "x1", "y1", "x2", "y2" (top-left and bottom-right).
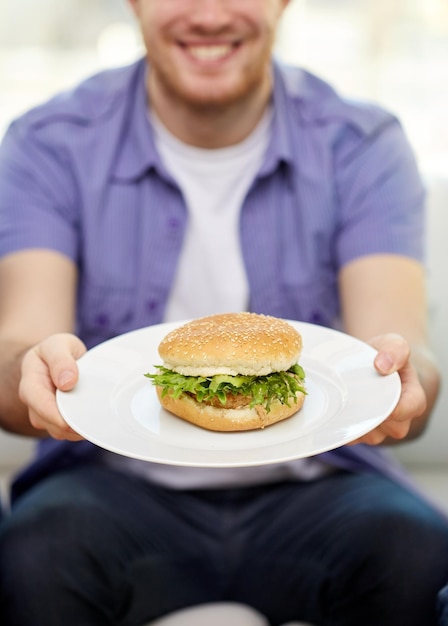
[{"x1": 188, "y1": 0, "x2": 233, "y2": 31}]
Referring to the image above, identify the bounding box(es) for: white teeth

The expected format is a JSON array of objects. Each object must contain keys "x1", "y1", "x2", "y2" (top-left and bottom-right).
[{"x1": 188, "y1": 45, "x2": 232, "y2": 61}]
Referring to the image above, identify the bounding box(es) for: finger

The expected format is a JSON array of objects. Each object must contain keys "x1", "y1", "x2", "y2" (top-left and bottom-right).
[
  {"x1": 19, "y1": 351, "x2": 79, "y2": 437},
  {"x1": 348, "y1": 429, "x2": 387, "y2": 446},
  {"x1": 29, "y1": 406, "x2": 83, "y2": 441},
  {"x1": 35, "y1": 333, "x2": 87, "y2": 391},
  {"x1": 19, "y1": 335, "x2": 86, "y2": 440},
  {"x1": 383, "y1": 363, "x2": 426, "y2": 425},
  {"x1": 369, "y1": 333, "x2": 410, "y2": 376},
  {"x1": 378, "y1": 418, "x2": 411, "y2": 440}
]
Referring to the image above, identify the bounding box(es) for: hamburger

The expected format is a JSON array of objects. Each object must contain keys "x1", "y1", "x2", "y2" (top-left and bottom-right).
[{"x1": 145, "y1": 312, "x2": 306, "y2": 432}]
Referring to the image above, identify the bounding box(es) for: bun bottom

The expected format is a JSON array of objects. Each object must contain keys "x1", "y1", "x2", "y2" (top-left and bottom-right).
[{"x1": 156, "y1": 387, "x2": 305, "y2": 432}]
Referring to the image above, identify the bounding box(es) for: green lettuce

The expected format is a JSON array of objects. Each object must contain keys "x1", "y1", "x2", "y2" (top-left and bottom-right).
[{"x1": 145, "y1": 363, "x2": 306, "y2": 413}]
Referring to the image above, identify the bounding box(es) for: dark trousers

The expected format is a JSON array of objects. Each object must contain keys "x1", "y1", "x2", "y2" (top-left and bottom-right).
[{"x1": 1, "y1": 466, "x2": 448, "y2": 626}]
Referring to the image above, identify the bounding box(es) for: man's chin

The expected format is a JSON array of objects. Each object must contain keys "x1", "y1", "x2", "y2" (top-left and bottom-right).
[
  {"x1": 165, "y1": 77, "x2": 264, "y2": 112},
  {"x1": 179, "y1": 91, "x2": 246, "y2": 111}
]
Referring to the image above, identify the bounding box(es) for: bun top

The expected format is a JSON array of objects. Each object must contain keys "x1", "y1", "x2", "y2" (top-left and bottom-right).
[{"x1": 158, "y1": 312, "x2": 302, "y2": 376}]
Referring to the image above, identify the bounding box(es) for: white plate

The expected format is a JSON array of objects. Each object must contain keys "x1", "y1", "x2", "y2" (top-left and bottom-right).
[{"x1": 56, "y1": 320, "x2": 401, "y2": 467}]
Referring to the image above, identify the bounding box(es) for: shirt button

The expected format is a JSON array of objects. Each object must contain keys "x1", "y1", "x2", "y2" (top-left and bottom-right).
[
  {"x1": 168, "y1": 218, "x2": 180, "y2": 230},
  {"x1": 146, "y1": 299, "x2": 159, "y2": 312},
  {"x1": 94, "y1": 313, "x2": 110, "y2": 328},
  {"x1": 309, "y1": 310, "x2": 324, "y2": 325}
]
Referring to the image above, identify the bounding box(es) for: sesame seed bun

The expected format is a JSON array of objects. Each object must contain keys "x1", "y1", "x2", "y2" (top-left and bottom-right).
[{"x1": 158, "y1": 312, "x2": 303, "y2": 377}]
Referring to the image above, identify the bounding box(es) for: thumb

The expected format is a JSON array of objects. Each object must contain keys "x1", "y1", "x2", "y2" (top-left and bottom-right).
[
  {"x1": 36, "y1": 333, "x2": 87, "y2": 391},
  {"x1": 369, "y1": 333, "x2": 409, "y2": 376}
]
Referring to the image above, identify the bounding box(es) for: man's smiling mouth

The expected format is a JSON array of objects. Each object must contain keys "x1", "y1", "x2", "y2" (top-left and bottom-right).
[{"x1": 183, "y1": 43, "x2": 239, "y2": 62}]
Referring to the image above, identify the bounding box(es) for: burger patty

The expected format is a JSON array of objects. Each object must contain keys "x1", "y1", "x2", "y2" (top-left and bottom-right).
[
  {"x1": 189, "y1": 391, "x2": 252, "y2": 410},
  {"x1": 185, "y1": 371, "x2": 304, "y2": 410}
]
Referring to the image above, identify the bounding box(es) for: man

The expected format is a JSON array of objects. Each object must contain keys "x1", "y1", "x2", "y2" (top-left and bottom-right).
[{"x1": 0, "y1": 1, "x2": 447, "y2": 624}]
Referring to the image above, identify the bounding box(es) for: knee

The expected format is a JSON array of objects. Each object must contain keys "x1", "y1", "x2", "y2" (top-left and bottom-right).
[
  {"x1": 0, "y1": 498, "x2": 104, "y2": 594},
  {"x1": 334, "y1": 501, "x2": 448, "y2": 621},
  {"x1": 346, "y1": 500, "x2": 447, "y2": 579},
  {"x1": 362, "y1": 503, "x2": 448, "y2": 577},
  {"x1": 0, "y1": 492, "x2": 123, "y2": 624}
]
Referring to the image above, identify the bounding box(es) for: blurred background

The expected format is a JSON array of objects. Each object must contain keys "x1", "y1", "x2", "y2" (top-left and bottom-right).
[
  {"x1": 0, "y1": 0, "x2": 447, "y2": 501},
  {"x1": 1, "y1": 0, "x2": 447, "y2": 176}
]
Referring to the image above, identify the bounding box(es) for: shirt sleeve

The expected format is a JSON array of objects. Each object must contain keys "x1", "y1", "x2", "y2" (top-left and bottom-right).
[
  {"x1": 0, "y1": 115, "x2": 79, "y2": 261},
  {"x1": 334, "y1": 116, "x2": 426, "y2": 267}
]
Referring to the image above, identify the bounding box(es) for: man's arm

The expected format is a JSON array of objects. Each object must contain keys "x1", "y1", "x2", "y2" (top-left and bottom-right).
[
  {"x1": 339, "y1": 253, "x2": 440, "y2": 445},
  {"x1": 0, "y1": 249, "x2": 79, "y2": 436}
]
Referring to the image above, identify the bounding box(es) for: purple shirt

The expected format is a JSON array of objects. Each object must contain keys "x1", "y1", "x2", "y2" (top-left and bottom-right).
[{"x1": 0, "y1": 59, "x2": 426, "y2": 500}]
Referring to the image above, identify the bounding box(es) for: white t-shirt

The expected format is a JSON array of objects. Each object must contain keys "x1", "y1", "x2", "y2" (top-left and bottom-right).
[
  {"x1": 156, "y1": 108, "x2": 272, "y2": 322},
  {"x1": 101, "y1": 109, "x2": 331, "y2": 488}
]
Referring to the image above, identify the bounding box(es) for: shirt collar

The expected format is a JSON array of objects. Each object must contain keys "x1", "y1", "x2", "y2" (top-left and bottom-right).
[
  {"x1": 112, "y1": 59, "x2": 169, "y2": 182},
  {"x1": 113, "y1": 58, "x2": 299, "y2": 182},
  {"x1": 256, "y1": 60, "x2": 298, "y2": 180}
]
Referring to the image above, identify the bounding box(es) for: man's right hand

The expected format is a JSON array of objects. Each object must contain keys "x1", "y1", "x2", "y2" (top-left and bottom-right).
[{"x1": 19, "y1": 333, "x2": 87, "y2": 441}]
